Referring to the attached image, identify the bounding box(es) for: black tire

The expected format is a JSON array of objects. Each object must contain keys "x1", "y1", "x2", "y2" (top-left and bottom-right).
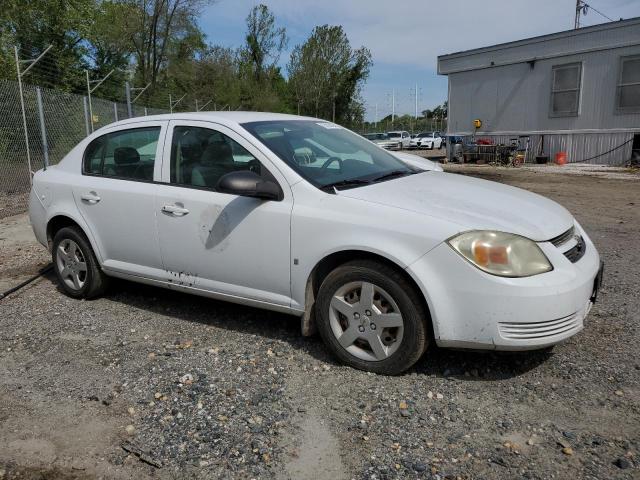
[
  {"x1": 52, "y1": 226, "x2": 109, "y2": 299},
  {"x1": 315, "y1": 260, "x2": 429, "y2": 375}
]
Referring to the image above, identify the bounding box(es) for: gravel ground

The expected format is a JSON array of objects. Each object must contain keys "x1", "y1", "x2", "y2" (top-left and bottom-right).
[{"x1": 0, "y1": 166, "x2": 638, "y2": 480}]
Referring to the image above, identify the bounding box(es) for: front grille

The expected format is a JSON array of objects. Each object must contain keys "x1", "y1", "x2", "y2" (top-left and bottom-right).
[
  {"x1": 499, "y1": 313, "x2": 579, "y2": 340},
  {"x1": 547, "y1": 226, "x2": 586, "y2": 263},
  {"x1": 549, "y1": 226, "x2": 575, "y2": 247},
  {"x1": 564, "y1": 236, "x2": 586, "y2": 263}
]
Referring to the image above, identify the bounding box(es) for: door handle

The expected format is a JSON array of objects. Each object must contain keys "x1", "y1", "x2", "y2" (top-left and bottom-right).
[
  {"x1": 81, "y1": 193, "x2": 101, "y2": 204},
  {"x1": 161, "y1": 204, "x2": 189, "y2": 216}
]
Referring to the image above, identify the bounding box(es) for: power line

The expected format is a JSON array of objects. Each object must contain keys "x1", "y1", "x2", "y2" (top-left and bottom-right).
[
  {"x1": 587, "y1": 3, "x2": 614, "y2": 22},
  {"x1": 575, "y1": 0, "x2": 614, "y2": 29}
]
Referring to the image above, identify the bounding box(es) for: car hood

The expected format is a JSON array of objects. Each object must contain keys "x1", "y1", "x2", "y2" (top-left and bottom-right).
[
  {"x1": 391, "y1": 151, "x2": 443, "y2": 171},
  {"x1": 337, "y1": 172, "x2": 573, "y2": 241}
]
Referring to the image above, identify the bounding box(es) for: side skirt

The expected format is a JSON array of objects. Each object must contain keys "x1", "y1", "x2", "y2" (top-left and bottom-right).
[{"x1": 102, "y1": 268, "x2": 304, "y2": 317}]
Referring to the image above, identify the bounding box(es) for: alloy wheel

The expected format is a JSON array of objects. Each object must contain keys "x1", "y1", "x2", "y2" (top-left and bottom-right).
[
  {"x1": 56, "y1": 239, "x2": 87, "y2": 291},
  {"x1": 329, "y1": 281, "x2": 404, "y2": 361}
]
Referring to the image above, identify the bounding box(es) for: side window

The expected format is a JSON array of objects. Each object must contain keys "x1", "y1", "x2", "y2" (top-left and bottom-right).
[
  {"x1": 550, "y1": 63, "x2": 582, "y2": 117},
  {"x1": 170, "y1": 126, "x2": 272, "y2": 189},
  {"x1": 616, "y1": 55, "x2": 640, "y2": 114},
  {"x1": 83, "y1": 127, "x2": 160, "y2": 181},
  {"x1": 84, "y1": 136, "x2": 105, "y2": 175}
]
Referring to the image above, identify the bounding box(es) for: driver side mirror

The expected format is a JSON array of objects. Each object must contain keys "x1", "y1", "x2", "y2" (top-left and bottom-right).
[{"x1": 216, "y1": 170, "x2": 281, "y2": 200}]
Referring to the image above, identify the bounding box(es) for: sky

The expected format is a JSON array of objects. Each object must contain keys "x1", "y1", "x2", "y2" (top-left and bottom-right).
[{"x1": 198, "y1": 0, "x2": 640, "y2": 121}]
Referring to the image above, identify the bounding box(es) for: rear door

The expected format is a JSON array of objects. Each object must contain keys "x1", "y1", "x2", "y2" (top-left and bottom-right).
[
  {"x1": 154, "y1": 120, "x2": 293, "y2": 307},
  {"x1": 73, "y1": 121, "x2": 167, "y2": 280}
]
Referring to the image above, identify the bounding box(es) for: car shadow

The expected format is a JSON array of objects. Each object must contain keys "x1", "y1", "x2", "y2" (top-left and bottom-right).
[{"x1": 45, "y1": 273, "x2": 553, "y2": 381}]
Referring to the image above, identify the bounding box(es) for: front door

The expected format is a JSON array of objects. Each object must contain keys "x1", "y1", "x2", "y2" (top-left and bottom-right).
[
  {"x1": 155, "y1": 120, "x2": 293, "y2": 307},
  {"x1": 72, "y1": 122, "x2": 167, "y2": 279}
]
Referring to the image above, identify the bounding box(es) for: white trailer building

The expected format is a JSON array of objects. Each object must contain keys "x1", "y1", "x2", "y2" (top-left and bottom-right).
[{"x1": 438, "y1": 18, "x2": 640, "y2": 165}]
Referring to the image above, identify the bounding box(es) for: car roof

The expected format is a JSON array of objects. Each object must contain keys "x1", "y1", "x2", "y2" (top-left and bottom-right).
[{"x1": 95, "y1": 111, "x2": 320, "y2": 132}]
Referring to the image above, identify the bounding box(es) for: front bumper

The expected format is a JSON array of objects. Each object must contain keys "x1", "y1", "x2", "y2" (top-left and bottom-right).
[
  {"x1": 378, "y1": 142, "x2": 402, "y2": 150},
  {"x1": 407, "y1": 224, "x2": 601, "y2": 350}
]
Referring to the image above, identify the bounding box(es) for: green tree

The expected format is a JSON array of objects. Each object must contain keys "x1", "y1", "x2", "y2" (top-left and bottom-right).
[
  {"x1": 287, "y1": 25, "x2": 371, "y2": 126},
  {"x1": 122, "y1": 0, "x2": 213, "y2": 95},
  {"x1": 0, "y1": 0, "x2": 96, "y2": 89},
  {"x1": 238, "y1": 4, "x2": 288, "y2": 111},
  {"x1": 85, "y1": 1, "x2": 138, "y2": 99},
  {"x1": 241, "y1": 4, "x2": 287, "y2": 83},
  {"x1": 181, "y1": 45, "x2": 241, "y2": 111}
]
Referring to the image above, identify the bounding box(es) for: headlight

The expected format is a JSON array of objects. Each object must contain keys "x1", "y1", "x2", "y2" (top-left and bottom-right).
[{"x1": 447, "y1": 231, "x2": 552, "y2": 277}]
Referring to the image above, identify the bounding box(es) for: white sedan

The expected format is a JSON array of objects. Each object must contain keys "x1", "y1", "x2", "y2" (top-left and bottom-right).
[
  {"x1": 29, "y1": 112, "x2": 603, "y2": 374},
  {"x1": 376, "y1": 131, "x2": 410, "y2": 150},
  {"x1": 410, "y1": 132, "x2": 443, "y2": 149}
]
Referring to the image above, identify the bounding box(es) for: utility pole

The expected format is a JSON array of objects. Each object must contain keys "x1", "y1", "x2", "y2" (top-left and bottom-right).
[
  {"x1": 14, "y1": 44, "x2": 52, "y2": 178},
  {"x1": 414, "y1": 83, "x2": 418, "y2": 121},
  {"x1": 374, "y1": 103, "x2": 378, "y2": 130},
  {"x1": 575, "y1": 0, "x2": 588, "y2": 28},
  {"x1": 391, "y1": 89, "x2": 395, "y2": 127}
]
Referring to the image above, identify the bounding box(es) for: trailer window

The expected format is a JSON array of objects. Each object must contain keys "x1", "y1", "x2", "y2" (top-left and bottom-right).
[
  {"x1": 616, "y1": 55, "x2": 640, "y2": 114},
  {"x1": 550, "y1": 63, "x2": 582, "y2": 117}
]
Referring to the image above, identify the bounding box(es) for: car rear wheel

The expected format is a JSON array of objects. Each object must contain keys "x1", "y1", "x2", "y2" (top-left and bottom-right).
[
  {"x1": 315, "y1": 260, "x2": 429, "y2": 375},
  {"x1": 52, "y1": 226, "x2": 109, "y2": 299}
]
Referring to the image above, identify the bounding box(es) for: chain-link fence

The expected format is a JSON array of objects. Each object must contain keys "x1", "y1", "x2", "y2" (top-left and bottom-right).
[
  {"x1": 0, "y1": 78, "x2": 168, "y2": 219},
  {"x1": 0, "y1": 80, "x2": 31, "y2": 218}
]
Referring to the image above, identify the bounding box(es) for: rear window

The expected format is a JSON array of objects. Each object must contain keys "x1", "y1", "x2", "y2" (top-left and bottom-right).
[{"x1": 83, "y1": 127, "x2": 160, "y2": 181}]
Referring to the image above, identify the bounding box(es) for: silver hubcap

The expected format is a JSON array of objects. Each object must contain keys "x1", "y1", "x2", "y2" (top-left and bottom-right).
[
  {"x1": 329, "y1": 281, "x2": 404, "y2": 362},
  {"x1": 56, "y1": 239, "x2": 87, "y2": 290}
]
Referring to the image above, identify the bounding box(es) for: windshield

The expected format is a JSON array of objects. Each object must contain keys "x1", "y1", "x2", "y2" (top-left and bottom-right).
[
  {"x1": 387, "y1": 132, "x2": 401, "y2": 138},
  {"x1": 242, "y1": 120, "x2": 415, "y2": 190}
]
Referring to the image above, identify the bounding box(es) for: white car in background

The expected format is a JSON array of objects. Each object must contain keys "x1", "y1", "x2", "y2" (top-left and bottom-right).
[
  {"x1": 371, "y1": 130, "x2": 410, "y2": 150},
  {"x1": 410, "y1": 132, "x2": 443, "y2": 149},
  {"x1": 29, "y1": 112, "x2": 603, "y2": 375},
  {"x1": 363, "y1": 132, "x2": 391, "y2": 148}
]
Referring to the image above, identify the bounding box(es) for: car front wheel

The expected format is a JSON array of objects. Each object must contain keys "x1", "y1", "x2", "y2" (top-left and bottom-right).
[
  {"x1": 315, "y1": 260, "x2": 429, "y2": 375},
  {"x1": 52, "y1": 226, "x2": 109, "y2": 299}
]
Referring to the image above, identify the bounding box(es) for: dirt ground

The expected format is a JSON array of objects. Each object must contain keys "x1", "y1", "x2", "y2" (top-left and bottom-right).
[{"x1": 0, "y1": 165, "x2": 638, "y2": 479}]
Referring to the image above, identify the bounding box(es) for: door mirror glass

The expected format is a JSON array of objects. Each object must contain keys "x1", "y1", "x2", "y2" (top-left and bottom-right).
[{"x1": 216, "y1": 170, "x2": 281, "y2": 200}]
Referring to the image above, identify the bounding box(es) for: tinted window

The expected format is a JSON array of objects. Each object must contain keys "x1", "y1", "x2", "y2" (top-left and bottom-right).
[
  {"x1": 84, "y1": 136, "x2": 106, "y2": 175},
  {"x1": 83, "y1": 127, "x2": 160, "y2": 181},
  {"x1": 170, "y1": 126, "x2": 271, "y2": 189}
]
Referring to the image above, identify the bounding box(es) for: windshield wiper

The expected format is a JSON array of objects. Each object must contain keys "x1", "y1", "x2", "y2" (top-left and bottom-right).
[
  {"x1": 372, "y1": 170, "x2": 415, "y2": 183},
  {"x1": 320, "y1": 178, "x2": 371, "y2": 193}
]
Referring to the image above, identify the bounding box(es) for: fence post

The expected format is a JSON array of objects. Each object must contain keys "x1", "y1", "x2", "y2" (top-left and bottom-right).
[
  {"x1": 36, "y1": 87, "x2": 49, "y2": 170},
  {"x1": 144, "y1": 107, "x2": 148, "y2": 116},
  {"x1": 14, "y1": 46, "x2": 33, "y2": 179},
  {"x1": 83, "y1": 96, "x2": 90, "y2": 136},
  {"x1": 125, "y1": 81, "x2": 132, "y2": 118},
  {"x1": 113, "y1": 102, "x2": 118, "y2": 122}
]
